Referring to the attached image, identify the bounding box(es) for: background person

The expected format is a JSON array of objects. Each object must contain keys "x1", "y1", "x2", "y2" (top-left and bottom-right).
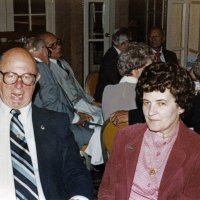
[
  {"x1": 102, "y1": 42, "x2": 153, "y2": 120},
  {"x1": 24, "y1": 37, "x2": 94, "y2": 149},
  {"x1": 0, "y1": 47, "x2": 93, "y2": 200},
  {"x1": 38, "y1": 32, "x2": 103, "y2": 126},
  {"x1": 148, "y1": 27, "x2": 178, "y2": 64},
  {"x1": 94, "y1": 27, "x2": 131, "y2": 103},
  {"x1": 98, "y1": 62, "x2": 200, "y2": 199},
  {"x1": 26, "y1": 36, "x2": 103, "y2": 165}
]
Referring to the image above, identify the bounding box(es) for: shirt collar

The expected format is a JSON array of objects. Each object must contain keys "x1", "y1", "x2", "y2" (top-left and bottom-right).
[
  {"x1": 0, "y1": 99, "x2": 32, "y2": 121},
  {"x1": 146, "y1": 121, "x2": 179, "y2": 144},
  {"x1": 50, "y1": 58, "x2": 58, "y2": 65},
  {"x1": 120, "y1": 76, "x2": 138, "y2": 83},
  {"x1": 151, "y1": 47, "x2": 163, "y2": 53},
  {"x1": 113, "y1": 46, "x2": 121, "y2": 55},
  {"x1": 34, "y1": 57, "x2": 42, "y2": 62}
]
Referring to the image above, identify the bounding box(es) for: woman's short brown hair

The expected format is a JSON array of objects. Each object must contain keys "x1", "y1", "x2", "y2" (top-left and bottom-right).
[{"x1": 136, "y1": 62, "x2": 195, "y2": 117}]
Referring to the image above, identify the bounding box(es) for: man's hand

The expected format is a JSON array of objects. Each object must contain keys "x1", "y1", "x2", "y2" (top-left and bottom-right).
[
  {"x1": 110, "y1": 110, "x2": 128, "y2": 126},
  {"x1": 76, "y1": 112, "x2": 93, "y2": 126}
]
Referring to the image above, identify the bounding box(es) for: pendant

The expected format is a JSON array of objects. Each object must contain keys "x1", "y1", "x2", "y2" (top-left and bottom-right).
[{"x1": 149, "y1": 168, "x2": 157, "y2": 176}]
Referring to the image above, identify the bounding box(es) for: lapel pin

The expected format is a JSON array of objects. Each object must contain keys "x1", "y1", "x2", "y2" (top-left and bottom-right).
[
  {"x1": 40, "y1": 125, "x2": 45, "y2": 130},
  {"x1": 127, "y1": 145, "x2": 135, "y2": 150}
]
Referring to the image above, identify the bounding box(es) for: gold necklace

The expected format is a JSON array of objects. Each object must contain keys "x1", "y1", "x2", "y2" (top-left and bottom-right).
[
  {"x1": 148, "y1": 168, "x2": 157, "y2": 176},
  {"x1": 146, "y1": 133, "x2": 168, "y2": 177}
]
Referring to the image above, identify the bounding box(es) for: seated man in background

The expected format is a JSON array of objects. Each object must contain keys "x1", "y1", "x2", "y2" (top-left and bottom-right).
[
  {"x1": 94, "y1": 27, "x2": 131, "y2": 103},
  {"x1": 148, "y1": 26, "x2": 178, "y2": 64},
  {"x1": 0, "y1": 47, "x2": 93, "y2": 200},
  {"x1": 38, "y1": 32, "x2": 103, "y2": 126},
  {"x1": 99, "y1": 62, "x2": 200, "y2": 199},
  {"x1": 24, "y1": 37, "x2": 95, "y2": 149}
]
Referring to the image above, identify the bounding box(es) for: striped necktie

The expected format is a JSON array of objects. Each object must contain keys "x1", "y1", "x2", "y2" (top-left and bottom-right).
[{"x1": 10, "y1": 109, "x2": 39, "y2": 200}]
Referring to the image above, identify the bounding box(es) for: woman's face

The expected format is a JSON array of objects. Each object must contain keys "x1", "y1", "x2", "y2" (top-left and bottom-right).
[{"x1": 143, "y1": 89, "x2": 184, "y2": 137}]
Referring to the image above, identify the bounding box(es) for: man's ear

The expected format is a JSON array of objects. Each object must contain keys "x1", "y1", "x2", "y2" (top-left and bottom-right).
[{"x1": 36, "y1": 73, "x2": 41, "y2": 82}]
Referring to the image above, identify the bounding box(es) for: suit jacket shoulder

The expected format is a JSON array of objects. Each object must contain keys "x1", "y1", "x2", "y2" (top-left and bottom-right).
[
  {"x1": 163, "y1": 48, "x2": 178, "y2": 64},
  {"x1": 32, "y1": 105, "x2": 93, "y2": 200},
  {"x1": 94, "y1": 46, "x2": 121, "y2": 102}
]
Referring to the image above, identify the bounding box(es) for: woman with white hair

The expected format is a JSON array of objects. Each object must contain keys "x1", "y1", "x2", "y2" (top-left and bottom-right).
[{"x1": 102, "y1": 42, "x2": 153, "y2": 120}]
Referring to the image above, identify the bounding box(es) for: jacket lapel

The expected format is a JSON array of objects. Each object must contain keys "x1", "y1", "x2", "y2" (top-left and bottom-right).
[
  {"x1": 158, "y1": 122, "x2": 187, "y2": 193},
  {"x1": 125, "y1": 125, "x2": 147, "y2": 196}
]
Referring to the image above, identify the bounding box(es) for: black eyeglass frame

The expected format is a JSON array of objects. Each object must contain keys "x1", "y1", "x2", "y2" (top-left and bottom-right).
[{"x1": 46, "y1": 39, "x2": 62, "y2": 50}]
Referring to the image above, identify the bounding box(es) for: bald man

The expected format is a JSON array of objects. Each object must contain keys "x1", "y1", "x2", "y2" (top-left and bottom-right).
[{"x1": 0, "y1": 47, "x2": 93, "y2": 200}]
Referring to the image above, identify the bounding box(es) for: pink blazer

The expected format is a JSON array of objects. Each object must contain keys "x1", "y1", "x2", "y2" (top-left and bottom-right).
[{"x1": 98, "y1": 121, "x2": 200, "y2": 200}]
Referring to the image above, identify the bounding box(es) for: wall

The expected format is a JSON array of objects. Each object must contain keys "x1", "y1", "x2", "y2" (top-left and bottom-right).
[
  {"x1": 55, "y1": 0, "x2": 83, "y2": 85},
  {"x1": 55, "y1": 0, "x2": 129, "y2": 86}
]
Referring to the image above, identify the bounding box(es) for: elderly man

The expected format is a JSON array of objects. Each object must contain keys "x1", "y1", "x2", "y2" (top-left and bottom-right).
[
  {"x1": 148, "y1": 27, "x2": 178, "y2": 64},
  {"x1": 24, "y1": 37, "x2": 95, "y2": 149},
  {"x1": 0, "y1": 47, "x2": 93, "y2": 200},
  {"x1": 37, "y1": 32, "x2": 103, "y2": 126},
  {"x1": 94, "y1": 27, "x2": 131, "y2": 103}
]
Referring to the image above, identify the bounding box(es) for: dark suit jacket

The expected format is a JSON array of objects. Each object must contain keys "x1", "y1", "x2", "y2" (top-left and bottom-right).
[
  {"x1": 32, "y1": 105, "x2": 93, "y2": 200},
  {"x1": 94, "y1": 46, "x2": 122, "y2": 102},
  {"x1": 184, "y1": 93, "x2": 200, "y2": 133},
  {"x1": 163, "y1": 48, "x2": 178, "y2": 64},
  {"x1": 98, "y1": 121, "x2": 200, "y2": 199}
]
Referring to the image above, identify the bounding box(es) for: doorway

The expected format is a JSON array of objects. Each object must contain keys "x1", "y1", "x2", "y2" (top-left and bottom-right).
[{"x1": 83, "y1": 0, "x2": 111, "y2": 85}]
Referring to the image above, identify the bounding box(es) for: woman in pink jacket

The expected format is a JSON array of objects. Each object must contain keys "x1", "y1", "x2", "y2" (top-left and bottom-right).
[{"x1": 98, "y1": 62, "x2": 200, "y2": 200}]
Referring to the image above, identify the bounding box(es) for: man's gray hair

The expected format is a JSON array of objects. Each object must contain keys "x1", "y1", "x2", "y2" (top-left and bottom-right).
[
  {"x1": 24, "y1": 37, "x2": 45, "y2": 52},
  {"x1": 112, "y1": 27, "x2": 131, "y2": 46}
]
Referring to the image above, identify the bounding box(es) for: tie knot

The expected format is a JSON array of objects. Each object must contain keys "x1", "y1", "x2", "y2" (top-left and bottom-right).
[{"x1": 10, "y1": 109, "x2": 21, "y2": 117}]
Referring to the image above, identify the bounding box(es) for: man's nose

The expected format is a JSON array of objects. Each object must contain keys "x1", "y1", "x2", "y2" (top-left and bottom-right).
[{"x1": 15, "y1": 77, "x2": 23, "y2": 88}]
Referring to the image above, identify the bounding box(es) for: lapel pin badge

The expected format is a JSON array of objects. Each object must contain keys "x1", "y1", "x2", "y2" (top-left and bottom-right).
[
  {"x1": 127, "y1": 145, "x2": 135, "y2": 151},
  {"x1": 40, "y1": 125, "x2": 45, "y2": 130}
]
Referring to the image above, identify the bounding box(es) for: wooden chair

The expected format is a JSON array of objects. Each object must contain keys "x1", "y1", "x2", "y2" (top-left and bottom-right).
[
  {"x1": 85, "y1": 71, "x2": 99, "y2": 97},
  {"x1": 101, "y1": 119, "x2": 128, "y2": 163}
]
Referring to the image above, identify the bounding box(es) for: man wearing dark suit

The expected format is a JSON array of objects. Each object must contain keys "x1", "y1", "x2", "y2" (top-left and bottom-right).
[
  {"x1": 94, "y1": 27, "x2": 131, "y2": 103},
  {"x1": 0, "y1": 47, "x2": 93, "y2": 199},
  {"x1": 148, "y1": 27, "x2": 178, "y2": 64}
]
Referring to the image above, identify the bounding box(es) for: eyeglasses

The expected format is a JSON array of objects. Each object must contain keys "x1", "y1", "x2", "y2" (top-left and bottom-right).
[
  {"x1": 46, "y1": 39, "x2": 62, "y2": 50},
  {"x1": 0, "y1": 71, "x2": 38, "y2": 86}
]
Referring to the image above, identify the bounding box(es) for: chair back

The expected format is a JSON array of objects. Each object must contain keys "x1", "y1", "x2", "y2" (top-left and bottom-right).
[
  {"x1": 101, "y1": 119, "x2": 128, "y2": 163},
  {"x1": 85, "y1": 71, "x2": 99, "y2": 97}
]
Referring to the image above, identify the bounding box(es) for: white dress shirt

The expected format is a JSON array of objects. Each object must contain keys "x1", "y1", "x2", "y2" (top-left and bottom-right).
[
  {"x1": 0, "y1": 100, "x2": 46, "y2": 200},
  {"x1": 0, "y1": 100, "x2": 88, "y2": 200},
  {"x1": 152, "y1": 47, "x2": 166, "y2": 62}
]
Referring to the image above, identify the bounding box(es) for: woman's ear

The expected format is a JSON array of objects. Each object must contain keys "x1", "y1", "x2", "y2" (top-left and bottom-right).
[{"x1": 178, "y1": 107, "x2": 184, "y2": 115}]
